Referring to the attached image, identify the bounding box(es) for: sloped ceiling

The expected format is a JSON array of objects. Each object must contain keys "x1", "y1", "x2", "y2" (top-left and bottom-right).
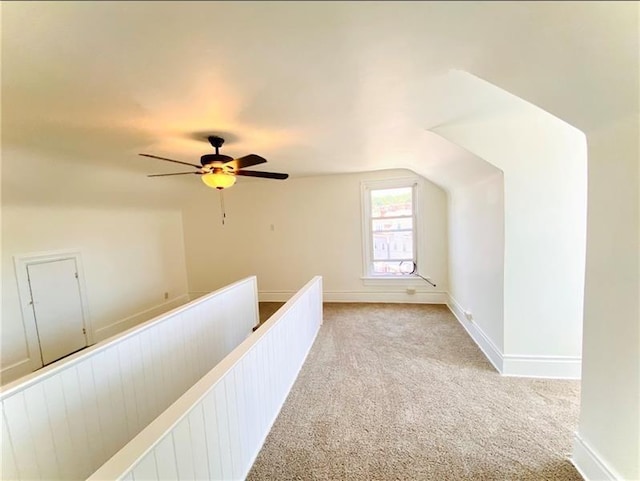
[{"x1": 2, "y1": 1, "x2": 637, "y2": 206}]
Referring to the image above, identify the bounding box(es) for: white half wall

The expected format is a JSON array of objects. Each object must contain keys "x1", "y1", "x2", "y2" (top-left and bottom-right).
[
  {"x1": 1, "y1": 205, "x2": 189, "y2": 384},
  {"x1": 1, "y1": 276, "x2": 258, "y2": 481},
  {"x1": 87, "y1": 276, "x2": 323, "y2": 481},
  {"x1": 182, "y1": 169, "x2": 448, "y2": 302}
]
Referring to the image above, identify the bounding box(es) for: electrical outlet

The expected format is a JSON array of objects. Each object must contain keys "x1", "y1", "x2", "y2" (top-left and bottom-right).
[{"x1": 164, "y1": 292, "x2": 169, "y2": 300}]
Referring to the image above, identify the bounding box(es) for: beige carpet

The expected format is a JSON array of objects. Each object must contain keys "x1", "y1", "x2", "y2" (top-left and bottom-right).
[{"x1": 249, "y1": 303, "x2": 582, "y2": 481}]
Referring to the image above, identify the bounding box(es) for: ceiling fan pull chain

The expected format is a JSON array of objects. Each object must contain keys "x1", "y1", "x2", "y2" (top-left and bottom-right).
[{"x1": 220, "y1": 190, "x2": 226, "y2": 225}]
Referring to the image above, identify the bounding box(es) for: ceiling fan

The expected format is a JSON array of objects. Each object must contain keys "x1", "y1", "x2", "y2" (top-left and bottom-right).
[{"x1": 140, "y1": 136, "x2": 288, "y2": 190}]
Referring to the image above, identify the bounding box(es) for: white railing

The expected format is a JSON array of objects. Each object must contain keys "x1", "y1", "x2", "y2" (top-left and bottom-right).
[
  {"x1": 88, "y1": 276, "x2": 323, "y2": 481},
  {"x1": 1, "y1": 277, "x2": 259, "y2": 481}
]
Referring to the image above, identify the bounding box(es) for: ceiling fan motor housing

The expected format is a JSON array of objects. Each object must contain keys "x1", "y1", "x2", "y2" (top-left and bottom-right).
[
  {"x1": 202, "y1": 136, "x2": 231, "y2": 166},
  {"x1": 208, "y1": 135, "x2": 225, "y2": 148},
  {"x1": 201, "y1": 153, "x2": 233, "y2": 166}
]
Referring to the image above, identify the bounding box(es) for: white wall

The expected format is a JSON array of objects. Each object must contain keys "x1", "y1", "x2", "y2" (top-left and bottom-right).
[
  {"x1": 430, "y1": 72, "x2": 587, "y2": 378},
  {"x1": 182, "y1": 169, "x2": 448, "y2": 303},
  {"x1": 574, "y1": 113, "x2": 639, "y2": 480},
  {"x1": 1, "y1": 205, "x2": 189, "y2": 383},
  {"x1": 448, "y1": 171, "x2": 505, "y2": 356}
]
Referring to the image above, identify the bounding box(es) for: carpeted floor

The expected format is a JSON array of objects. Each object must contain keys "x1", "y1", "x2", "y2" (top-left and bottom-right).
[{"x1": 249, "y1": 303, "x2": 582, "y2": 481}]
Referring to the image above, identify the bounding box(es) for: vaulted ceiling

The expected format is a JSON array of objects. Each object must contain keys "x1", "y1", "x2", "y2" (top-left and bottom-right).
[{"x1": 2, "y1": 1, "x2": 637, "y2": 206}]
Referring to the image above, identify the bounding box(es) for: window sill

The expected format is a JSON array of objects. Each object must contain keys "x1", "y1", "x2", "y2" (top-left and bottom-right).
[{"x1": 360, "y1": 275, "x2": 424, "y2": 287}]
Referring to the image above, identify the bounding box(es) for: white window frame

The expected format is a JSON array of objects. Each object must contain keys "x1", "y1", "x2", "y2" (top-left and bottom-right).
[{"x1": 360, "y1": 176, "x2": 422, "y2": 281}]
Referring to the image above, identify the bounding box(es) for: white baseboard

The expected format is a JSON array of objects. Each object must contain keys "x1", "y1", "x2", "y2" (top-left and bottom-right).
[
  {"x1": 255, "y1": 291, "x2": 290, "y2": 302},
  {"x1": 0, "y1": 358, "x2": 33, "y2": 386},
  {"x1": 258, "y1": 290, "x2": 448, "y2": 304},
  {"x1": 188, "y1": 291, "x2": 208, "y2": 301},
  {"x1": 192, "y1": 288, "x2": 447, "y2": 304},
  {"x1": 446, "y1": 295, "x2": 503, "y2": 373},
  {"x1": 94, "y1": 294, "x2": 190, "y2": 342},
  {"x1": 571, "y1": 432, "x2": 621, "y2": 480},
  {"x1": 502, "y1": 354, "x2": 582, "y2": 379},
  {"x1": 199, "y1": 288, "x2": 581, "y2": 379},
  {"x1": 326, "y1": 290, "x2": 447, "y2": 304},
  {"x1": 447, "y1": 294, "x2": 582, "y2": 380}
]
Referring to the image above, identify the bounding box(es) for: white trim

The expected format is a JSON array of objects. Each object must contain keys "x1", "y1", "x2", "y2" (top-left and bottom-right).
[
  {"x1": 502, "y1": 354, "x2": 581, "y2": 379},
  {"x1": 188, "y1": 290, "x2": 212, "y2": 301},
  {"x1": 324, "y1": 290, "x2": 446, "y2": 304},
  {"x1": 360, "y1": 176, "x2": 423, "y2": 278},
  {"x1": 571, "y1": 432, "x2": 621, "y2": 480},
  {"x1": 13, "y1": 249, "x2": 93, "y2": 372},
  {"x1": 93, "y1": 294, "x2": 189, "y2": 342},
  {"x1": 447, "y1": 294, "x2": 503, "y2": 373},
  {"x1": 257, "y1": 289, "x2": 448, "y2": 304},
  {"x1": 360, "y1": 275, "x2": 437, "y2": 286},
  {"x1": 0, "y1": 358, "x2": 33, "y2": 386},
  {"x1": 447, "y1": 294, "x2": 582, "y2": 379}
]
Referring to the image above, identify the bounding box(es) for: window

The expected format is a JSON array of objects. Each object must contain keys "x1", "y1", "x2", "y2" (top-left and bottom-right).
[{"x1": 361, "y1": 178, "x2": 419, "y2": 278}]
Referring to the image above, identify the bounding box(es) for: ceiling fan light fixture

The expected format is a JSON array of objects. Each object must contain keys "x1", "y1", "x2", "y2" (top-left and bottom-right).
[
  {"x1": 201, "y1": 172, "x2": 236, "y2": 190},
  {"x1": 141, "y1": 136, "x2": 287, "y2": 190}
]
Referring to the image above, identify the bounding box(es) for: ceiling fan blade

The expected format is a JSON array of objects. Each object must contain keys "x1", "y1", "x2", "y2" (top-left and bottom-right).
[
  {"x1": 225, "y1": 154, "x2": 267, "y2": 170},
  {"x1": 235, "y1": 170, "x2": 289, "y2": 180},
  {"x1": 147, "y1": 172, "x2": 200, "y2": 177},
  {"x1": 139, "y1": 153, "x2": 202, "y2": 169}
]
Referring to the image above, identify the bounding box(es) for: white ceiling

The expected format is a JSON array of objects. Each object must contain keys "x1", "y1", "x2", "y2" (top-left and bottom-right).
[{"x1": 2, "y1": 1, "x2": 637, "y2": 206}]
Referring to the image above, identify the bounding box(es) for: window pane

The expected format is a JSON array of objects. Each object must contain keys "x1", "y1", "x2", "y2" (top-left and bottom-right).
[
  {"x1": 372, "y1": 217, "x2": 413, "y2": 232},
  {"x1": 372, "y1": 231, "x2": 413, "y2": 260},
  {"x1": 372, "y1": 261, "x2": 412, "y2": 275},
  {"x1": 371, "y1": 187, "x2": 412, "y2": 218}
]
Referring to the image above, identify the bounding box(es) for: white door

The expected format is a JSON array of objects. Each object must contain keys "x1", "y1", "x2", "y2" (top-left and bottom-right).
[{"x1": 27, "y1": 258, "x2": 88, "y2": 365}]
